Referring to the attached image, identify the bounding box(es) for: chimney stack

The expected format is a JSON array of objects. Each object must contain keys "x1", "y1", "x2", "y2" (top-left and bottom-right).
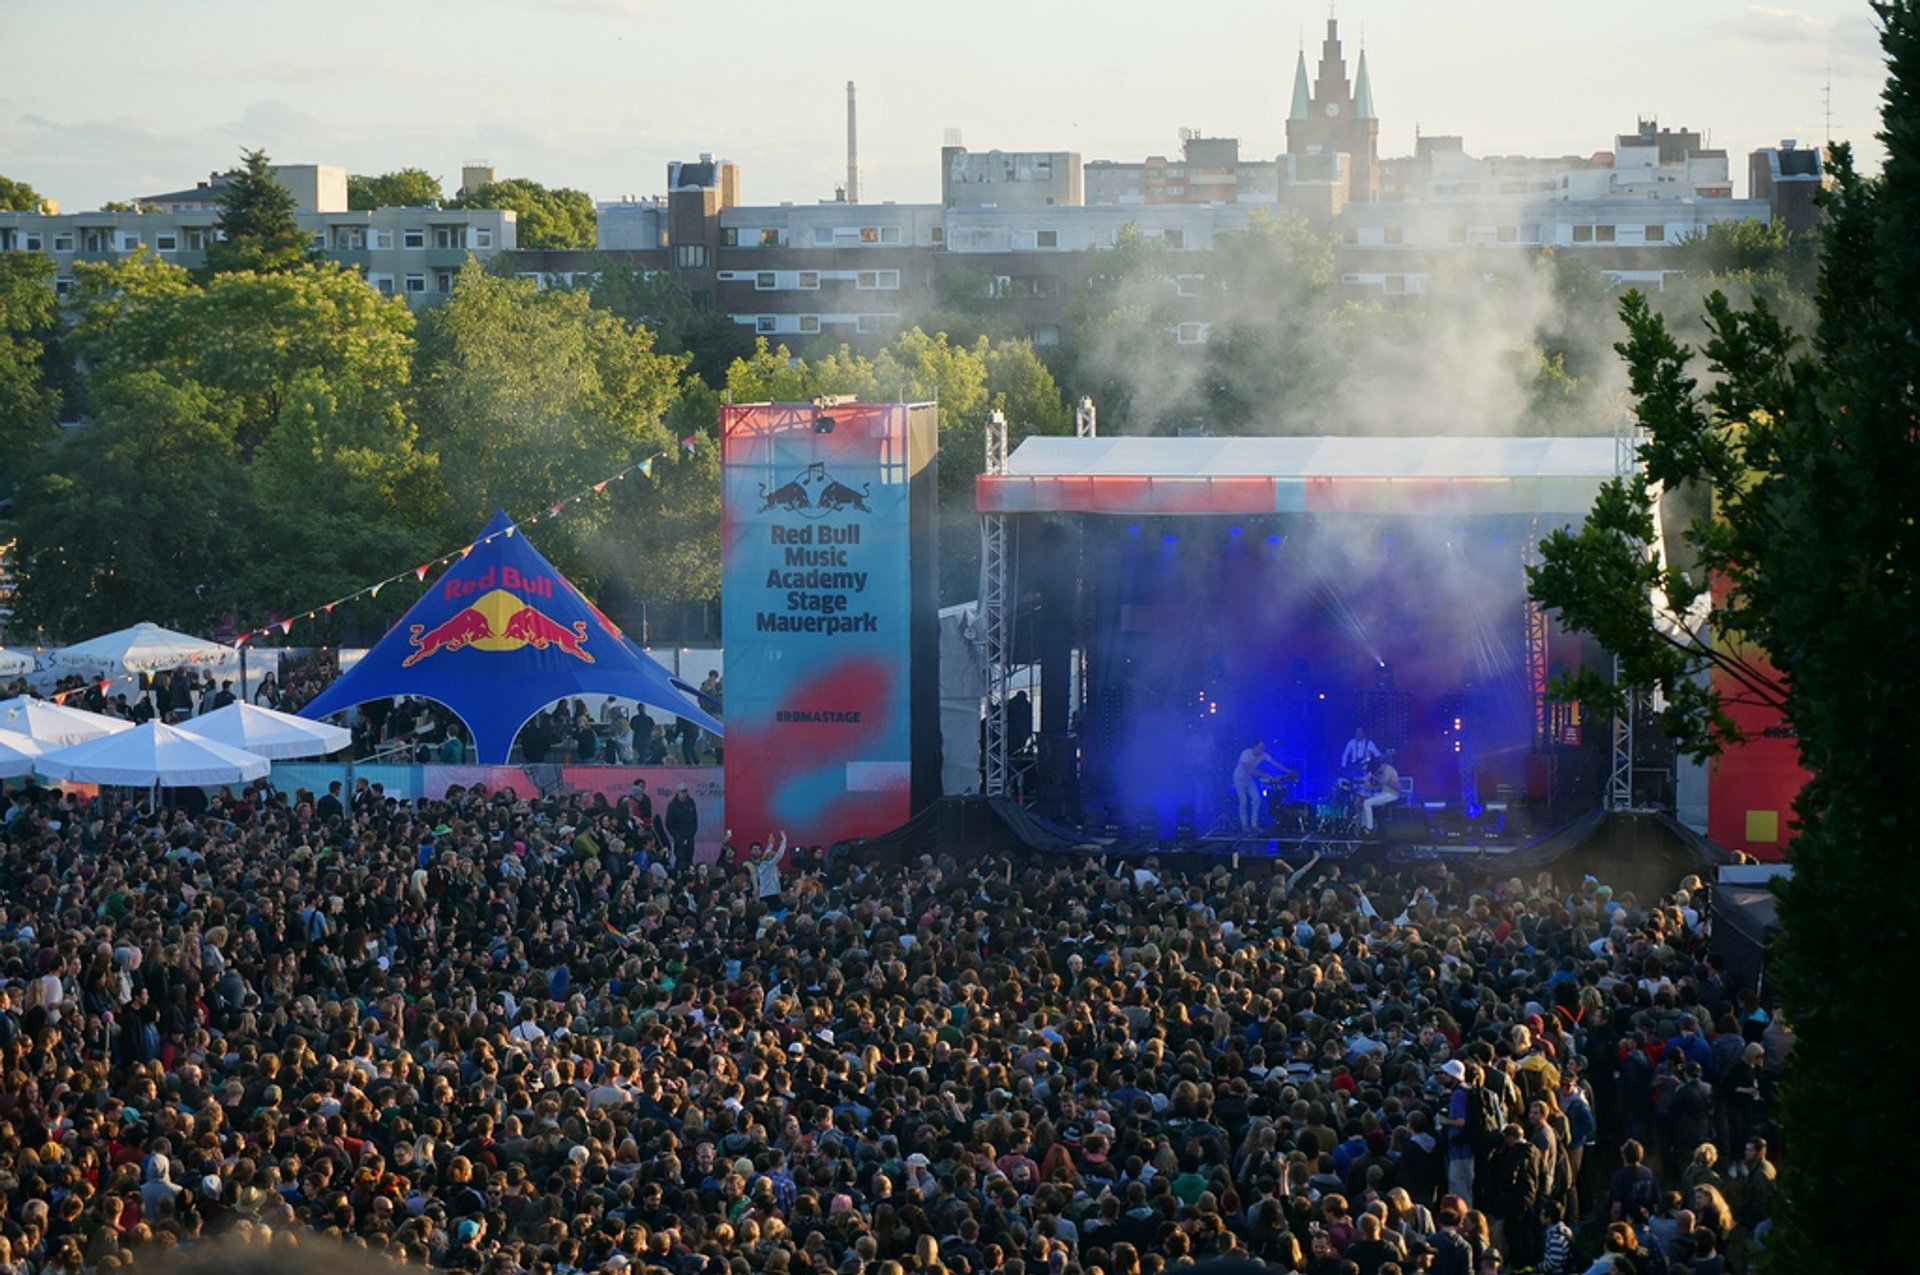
[{"x1": 846, "y1": 80, "x2": 860, "y2": 204}]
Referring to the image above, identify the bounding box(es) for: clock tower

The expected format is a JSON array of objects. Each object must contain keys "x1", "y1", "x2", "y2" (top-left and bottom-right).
[{"x1": 1284, "y1": 18, "x2": 1379, "y2": 202}]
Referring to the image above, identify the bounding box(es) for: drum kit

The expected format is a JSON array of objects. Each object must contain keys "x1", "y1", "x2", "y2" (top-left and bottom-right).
[{"x1": 1254, "y1": 752, "x2": 1395, "y2": 838}]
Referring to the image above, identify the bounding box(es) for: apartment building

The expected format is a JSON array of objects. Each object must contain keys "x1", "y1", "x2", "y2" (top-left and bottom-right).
[{"x1": 0, "y1": 161, "x2": 516, "y2": 309}]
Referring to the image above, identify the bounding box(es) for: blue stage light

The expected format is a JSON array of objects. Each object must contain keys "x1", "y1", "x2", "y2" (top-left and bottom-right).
[
  {"x1": 1229, "y1": 526, "x2": 1243, "y2": 537},
  {"x1": 1466, "y1": 802, "x2": 1485, "y2": 820},
  {"x1": 1162, "y1": 533, "x2": 1178, "y2": 545},
  {"x1": 1266, "y1": 534, "x2": 1281, "y2": 545},
  {"x1": 1127, "y1": 524, "x2": 1140, "y2": 537}
]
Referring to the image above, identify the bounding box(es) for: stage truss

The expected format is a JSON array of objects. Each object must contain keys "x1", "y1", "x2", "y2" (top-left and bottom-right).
[{"x1": 981, "y1": 410, "x2": 1012, "y2": 796}]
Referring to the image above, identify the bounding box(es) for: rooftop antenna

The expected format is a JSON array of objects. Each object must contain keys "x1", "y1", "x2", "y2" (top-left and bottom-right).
[{"x1": 1824, "y1": 54, "x2": 1834, "y2": 143}]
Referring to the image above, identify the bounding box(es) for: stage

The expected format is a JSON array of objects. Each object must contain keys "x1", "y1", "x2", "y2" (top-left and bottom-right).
[{"x1": 973, "y1": 435, "x2": 1624, "y2": 839}]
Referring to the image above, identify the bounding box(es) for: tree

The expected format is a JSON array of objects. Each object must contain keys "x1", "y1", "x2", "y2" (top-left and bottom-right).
[
  {"x1": 452, "y1": 177, "x2": 595, "y2": 250},
  {"x1": 0, "y1": 251, "x2": 61, "y2": 473},
  {"x1": 589, "y1": 260, "x2": 755, "y2": 387},
  {"x1": 0, "y1": 175, "x2": 42, "y2": 212},
  {"x1": 413, "y1": 262, "x2": 686, "y2": 591},
  {"x1": 204, "y1": 148, "x2": 314, "y2": 276},
  {"x1": 348, "y1": 168, "x2": 444, "y2": 210},
  {"x1": 1526, "y1": 6, "x2": 1920, "y2": 1268},
  {"x1": 12, "y1": 372, "x2": 248, "y2": 637},
  {"x1": 13, "y1": 253, "x2": 440, "y2": 637}
]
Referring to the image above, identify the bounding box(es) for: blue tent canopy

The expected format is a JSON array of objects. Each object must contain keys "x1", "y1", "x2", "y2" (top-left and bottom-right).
[{"x1": 300, "y1": 511, "x2": 722, "y2": 763}]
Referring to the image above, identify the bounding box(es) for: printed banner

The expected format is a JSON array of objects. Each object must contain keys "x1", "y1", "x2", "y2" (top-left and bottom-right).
[{"x1": 722, "y1": 404, "x2": 916, "y2": 848}]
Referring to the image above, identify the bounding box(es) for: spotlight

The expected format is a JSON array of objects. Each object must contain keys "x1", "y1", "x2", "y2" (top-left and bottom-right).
[
  {"x1": 1229, "y1": 526, "x2": 1243, "y2": 537},
  {"x1": 1266, "y1": 534, "x2": 1281, "y2": 545},
  {"x1": 814, "y1": 415, "x2": 836, "y2": 434},
  {"x1": 1162, "y1": 533, "x2": 1178, "y2": 546},
  {"x1": 1127, "y1": 525, "x2": 1140, "y2": 537}
]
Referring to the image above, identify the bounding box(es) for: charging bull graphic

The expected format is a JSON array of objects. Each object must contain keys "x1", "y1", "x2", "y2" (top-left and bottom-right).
[
  {"x1": 760, "y1": 462, "x2": 873, "y2": 519},
  {"x1": 402, "y1": 589, "x2": 594, "y2": 667},
  {"x1": 758, "y1": 476, "x2": 812, "y2": 513}
]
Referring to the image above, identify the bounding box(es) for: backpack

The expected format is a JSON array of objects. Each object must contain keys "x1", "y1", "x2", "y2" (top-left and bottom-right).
[
  {"x1": 1468, "y1": 1085, "x2": 1506, "y2": 1152},
  {"x1": 1624, "y1": 1164, "x2": 1659, "y2": 1214}
]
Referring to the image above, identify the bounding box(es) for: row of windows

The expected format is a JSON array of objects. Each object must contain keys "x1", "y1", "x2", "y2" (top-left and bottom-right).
[
  {"x1": 324, "y1": 226, "x2": 495, "y2": 251},
  {"x1": 719, "y1": 225, "x2": 915, "y2": 248},
  {"x1": 1345, "y1": 222, "x2": 1669, "y2": 247},
  {"x1": 741, "y1": 269, "x2": 900, "y2": 291},
  {"x1": 746, "y1": 313, "x2": 897, "y2": 335},
  {"x1": 7, "y1": 223, "x2": 495, "y2": 254}
]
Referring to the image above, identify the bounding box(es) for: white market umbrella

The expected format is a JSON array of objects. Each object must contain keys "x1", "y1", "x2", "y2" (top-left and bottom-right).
[
  {"x1": 188, "y1": 701, "x2": 350, "y2": 760},
  {"x1": 52, "y1": 622, "x2": 236, "y2": 674},
  {"x1": 36, "y1": 721, "x2": 269, "y2": 787},
  {"x1": 0, "y1": 697, "x2": 135, "y2": 746},
  {"x1": 0, "y1": 730, "x2": 50, "y2": 780}
]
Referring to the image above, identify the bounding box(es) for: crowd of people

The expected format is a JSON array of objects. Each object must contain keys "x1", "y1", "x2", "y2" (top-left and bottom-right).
[{"x1": 0, "y1": 774, "x2": 1784, "y2": 1275}]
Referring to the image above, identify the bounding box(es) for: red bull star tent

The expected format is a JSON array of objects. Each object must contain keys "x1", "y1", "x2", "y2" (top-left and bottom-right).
[{"x1": 299, "y1": 511, "x2": 722, "y2": 764}]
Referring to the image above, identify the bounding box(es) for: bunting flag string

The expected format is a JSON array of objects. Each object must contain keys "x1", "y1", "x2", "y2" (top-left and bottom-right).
[{"x1": 225, "y1": 447, "x2": 681, "y2": 648}]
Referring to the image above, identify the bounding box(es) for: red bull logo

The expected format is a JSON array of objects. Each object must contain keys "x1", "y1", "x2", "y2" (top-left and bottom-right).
[{"x1": 403, "y1": 588, "x2": 594, "y2": 667}]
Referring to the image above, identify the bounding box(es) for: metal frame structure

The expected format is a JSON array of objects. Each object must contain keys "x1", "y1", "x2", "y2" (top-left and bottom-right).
[
  {"x1": 1607, "y1": 425, "x2": 1640, "y2": 810},
  {"x1": 981, "y1": 410, "x2": 1013, "y2": 796}
]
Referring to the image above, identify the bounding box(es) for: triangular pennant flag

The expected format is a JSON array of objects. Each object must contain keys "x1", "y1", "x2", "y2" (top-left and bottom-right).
[
  {"x1": 549, "y1": 503, "x2": 564, "y2": 517},
  {"x1": 640, "y1": 457, "x2": 654, "y2": 478},
  {"x1": 593, "y1": 482, "x2": 607, "y2": 493},
  {"x1": 682, "y1": 433, "x2": 698, "y2": 453},
  {"x1": 370, "y1": 582, "x2": 384, "y2": 598},
  {"x1": 279, "y1": 619, "x2": 294, "y2": 635},
  {"x1": 414, "y1": 564, "x2": 429, "y2": 581},
  {"x1": 323, "y1": 603, "x2": 335, "y2": 614},
  {"x1": 505, "y1": 527, "x2": 516, "y2": 537},
  {"x1": 52, "y1": 692, "x2": 67, "y2": 704},
  {"x1": 98, "y1": 680, "x2": 113, "y2": 693},
  {"x1": 460, "y1": 545, "x2": 473, "y2": 560}
]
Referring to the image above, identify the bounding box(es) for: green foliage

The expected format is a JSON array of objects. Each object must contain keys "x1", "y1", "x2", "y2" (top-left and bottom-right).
[
  {"x1": 588, "y1": 260, "x2": 755, "y2": 387},
  {"x1": 348, "y1": 168, "x2": 444, "y2": 210},
  {"x1": 13, "y1": 371, "x2": 249, "y2": 636},
  {"x1": 0, "y1": 175, "x2": 42, "y2": 212},
  {"x1": 413, "y1": 262, "x2": 686, "y2": 592},
  {"x1": 205, "y1": 148, "x2": 314, "y2": 276},
  {"x1": 13, "y1": 254, "x2": 439, "y2": 638},
  {"x1": 723, "y1": 329, "x2": 1070, "y2": 599},
  {"x1": 1661, "y1": 218, "x2": 1821, "y2": 336},
  {"x1": 1528, "y1": 7, "x2": 1920, "y2": 1268},
  {"x1": 0, "y1": 251, "x2": 62, "y2": 473},
  {"x1": 452, "y1": 177, "x2": 595, "y2": 249}
]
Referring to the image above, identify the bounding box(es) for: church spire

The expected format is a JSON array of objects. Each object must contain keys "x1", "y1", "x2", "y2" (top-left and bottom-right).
[
  {"x1": 1289, "y1": 48, "x2": 1312, "y2": 121},
  {"x1": 1353, "y1": 47, "x2": 1375, "y2": 120}
]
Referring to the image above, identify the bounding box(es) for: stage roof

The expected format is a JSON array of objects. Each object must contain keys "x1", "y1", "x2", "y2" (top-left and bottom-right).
[{"x1": 978, "y1": 435, "x2": 1617, "y2": 517}]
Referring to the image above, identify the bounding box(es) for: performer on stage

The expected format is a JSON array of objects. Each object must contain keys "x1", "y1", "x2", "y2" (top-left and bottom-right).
[
  {"x1": 1232, "y1": 738, "x2": 1292, "y2": 832},
  {"x1": 1361, "y1": 755, "x2": 1401, "y2": 833},
  {"x1": 1341, "y1": 725, "x2": 1383, "y2": 773}
]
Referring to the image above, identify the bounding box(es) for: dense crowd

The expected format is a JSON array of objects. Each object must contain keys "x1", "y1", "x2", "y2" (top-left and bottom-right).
[{"x1": 0, "y1": 777, "x2": 1784, "y2": 1275}]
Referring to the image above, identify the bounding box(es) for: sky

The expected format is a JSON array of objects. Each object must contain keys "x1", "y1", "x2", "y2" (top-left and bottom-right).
[{"x1": 0, "y1": 0, "x2": 1888, "y2": 212}]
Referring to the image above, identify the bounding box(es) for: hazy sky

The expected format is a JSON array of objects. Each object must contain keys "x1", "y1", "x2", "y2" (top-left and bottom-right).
[{"x1": 1, "y1": 0, "x2": 1887, "y2": 212}]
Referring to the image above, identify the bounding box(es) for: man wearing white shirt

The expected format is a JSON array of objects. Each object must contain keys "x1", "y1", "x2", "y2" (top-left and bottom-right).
[{"x1": 1340, "y1": 726, "x2": 1382, "y2": 773}]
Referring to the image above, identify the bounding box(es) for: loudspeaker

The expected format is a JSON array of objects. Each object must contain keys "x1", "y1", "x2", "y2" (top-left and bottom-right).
[{"x1": 1384, "y1": 813, "x2": 1429, "y2": 844}]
